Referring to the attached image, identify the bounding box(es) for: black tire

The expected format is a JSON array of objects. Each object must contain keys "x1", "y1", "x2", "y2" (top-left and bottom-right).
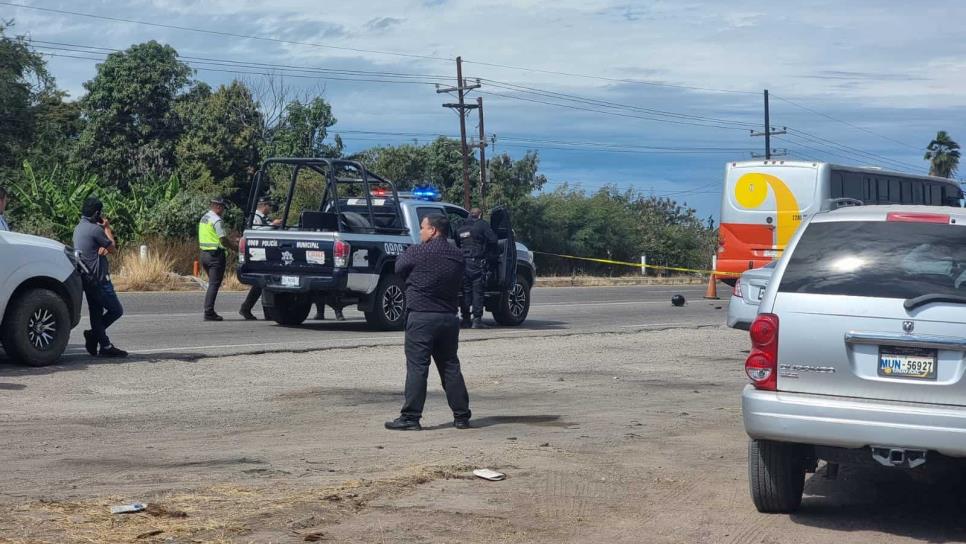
[
  {"x1": 364, "y1": 274, "x2": 406, "y2": 331},
  {"x1": 271, "y1": 295, "x2": 311, "y2": 326},
  {"x1": 748, "y1": 439, "x2": 806, "y2": 513},
  {"x1": 0, "y1": 288, "x2": 71, "y2": 367},
  {"x1": 492, "y1": 275, "x2": 531, "y2": 326}
]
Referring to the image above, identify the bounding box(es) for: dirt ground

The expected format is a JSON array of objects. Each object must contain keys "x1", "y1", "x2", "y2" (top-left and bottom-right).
[{"x1": 0, "y1": 326, "x2": 964, "y2": 543}]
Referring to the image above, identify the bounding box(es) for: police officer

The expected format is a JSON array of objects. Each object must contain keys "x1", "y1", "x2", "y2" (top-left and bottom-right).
[
  {"x1": 199, "y1": 197, "x2": 237, "y2": 321},
  {"x1": 456, "y1": 208, "x2": 497, "y2": 329},
  {"x1": 239, "y1": 197, "x2": 280, "y2": 320}
]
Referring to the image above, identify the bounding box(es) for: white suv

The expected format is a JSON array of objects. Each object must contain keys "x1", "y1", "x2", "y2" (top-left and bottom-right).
[
  {"x1": 743, "y1": 205, "x2": 966, "y2": 513},
  {"x1": 0, "y1": 231, "x2": 83, "y2": 366}
]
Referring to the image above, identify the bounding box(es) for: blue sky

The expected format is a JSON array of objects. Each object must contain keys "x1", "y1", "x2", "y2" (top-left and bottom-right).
[{"x1": 5, "y1": 0, "x2": 966, "y2": 220}]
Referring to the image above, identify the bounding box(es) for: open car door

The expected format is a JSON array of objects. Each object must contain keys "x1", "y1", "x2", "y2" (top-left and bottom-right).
[{"x1": 489, "y1": 206, "x2": 517, "y2": 291}]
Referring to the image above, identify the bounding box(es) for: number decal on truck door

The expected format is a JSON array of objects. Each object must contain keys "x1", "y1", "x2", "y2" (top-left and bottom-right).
[{"x1": 384, "y1": 242, "x2": 409, "y2": 256}]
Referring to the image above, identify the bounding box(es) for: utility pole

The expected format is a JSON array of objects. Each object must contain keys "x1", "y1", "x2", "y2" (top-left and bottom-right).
[
  {"x1": 475, "y1": 97, "x2": 487, "y2": 209},
  {"x1": 437, "y1": 56, "x2": 481, "y2": 209},
  {"x1": 750, "y1": 89, "x2": 787, "y2": 159}
]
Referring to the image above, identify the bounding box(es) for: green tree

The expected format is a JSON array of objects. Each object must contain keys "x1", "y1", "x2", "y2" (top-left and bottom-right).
[
  {"x1": 263, "y1": 96, "x2": 341, "y2": 158},
  {"x1": 352, "y1": 144, "x2": 428, "y2": 189},
  {"x1": 924, "y1": 130, "x2": 961, "y2": 178},
  {"x1": 74, "y1": 41, "x2": 193, "y2": 187},
  {"x1": 486, "y1": 151, "x2": 547, "y2": 208},
  {"x1": 424, "y1": 137, "x2": 476, "y2": 203},
  {"x1": 175, "y1": 80, "x2": 264, "y2": 203},
  {"x1": 0, "y1": 23, "x2": 54, "y2": 174}
]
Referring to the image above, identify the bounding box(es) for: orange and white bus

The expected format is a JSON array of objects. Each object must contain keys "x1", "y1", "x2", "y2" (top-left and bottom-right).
[{"x1": 717, "y1": 160, "x2": 963, "y2": 283}]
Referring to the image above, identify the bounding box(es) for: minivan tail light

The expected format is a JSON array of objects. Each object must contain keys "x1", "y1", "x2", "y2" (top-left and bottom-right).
[
  {"x1": 733, "y1": 279, "x2": 743, "y2": 298},
  {"x1": 886, "y1": 212, "x2": 950, "y2": 224},
  {"x1": 334, "y1": 240, "x2": 351, "y2": 268},
  {"x1": 746, "y1": 313, "x2": 779, "y2": 391}
]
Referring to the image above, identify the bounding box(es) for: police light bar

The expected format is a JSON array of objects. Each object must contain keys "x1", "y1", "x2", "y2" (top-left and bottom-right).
[
  {"x1": 412, "y1": 185, "x2": 441, "y2": 201},
  {"x1": 370, "y1": 187, "x2": 389, "y2": 197}
]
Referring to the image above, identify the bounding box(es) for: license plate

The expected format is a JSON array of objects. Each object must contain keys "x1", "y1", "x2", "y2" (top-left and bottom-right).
[
  {"x1": 878, "y1": 346, "x2": 937, "y2": 380},
  {"x1": 280, "y1": 275, "x2": 300, "y2": 288}
]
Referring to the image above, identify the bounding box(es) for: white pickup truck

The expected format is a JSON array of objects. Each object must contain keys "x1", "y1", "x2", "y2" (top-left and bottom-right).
[
  {"x1": 1, "y1": 231, "x2": 84, "y2": 366},
  {"x1": 237, "y1": 158, "x2": 535, "y2": 330}
]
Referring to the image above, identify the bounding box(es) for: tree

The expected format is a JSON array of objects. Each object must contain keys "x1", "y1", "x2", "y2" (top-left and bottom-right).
[
  {"x1": 352, "y1": 144, "x2": 427, "y2": 189},
  {"x1": 486, "y1": 151, "x2": 547, "y2": 208},
  {"x1": 924, "y1": 130, "x2": 960, "y2": 178},
  {"x1": 262, "y1": 96, "x2": 341, "y2": 158},
  {"x1": 0, "y1": 22, "x2": 54, "y2": 174},
  {"x1": 74, "y1": 41, "x2": 193, "y2": 187},
  {"x1": 175, "y1": 80, "x2": 264, "y2": 203}
]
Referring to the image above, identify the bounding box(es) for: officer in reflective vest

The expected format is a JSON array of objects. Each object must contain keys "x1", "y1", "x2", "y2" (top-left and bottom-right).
[
  {"x1": 199, "y1": 197, "x2": 237, "y2": 321},
  {"x1": 455, "y1": 208, "x2": 497, "y2": 329}
]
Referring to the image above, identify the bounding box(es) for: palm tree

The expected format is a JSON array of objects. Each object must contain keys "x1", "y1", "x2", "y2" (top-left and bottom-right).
[{"x1": 924, "y1": 130, "x2": 961, "y2": 178}]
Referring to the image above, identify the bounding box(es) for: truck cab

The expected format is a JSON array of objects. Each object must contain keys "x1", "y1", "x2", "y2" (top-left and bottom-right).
[{"x1": 237, "y1": 158, "x2": 535, "y2": 330}]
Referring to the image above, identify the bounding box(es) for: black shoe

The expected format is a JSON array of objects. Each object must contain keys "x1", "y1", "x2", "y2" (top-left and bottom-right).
[
  {"x1": 471, "y1": 318, "x2": 489, "y2": 329},
  {"x1": 384, "y1": 417, "x2": 421, "y2": 431},
  {"x1": 460, "y1": 319, "x2": 472, "y2": 329},
  {"x1": 82, "y1": 330, "x2": 98, "y2": 356},
  {"x1": 454, "y1": 419, "x2": 471, "y2": 430},
  {"x1": 204, "y1": 313, "x2": 224, "y2": 322},
  {"x1": 334, "y1": 309, "x2": 345, "y2": 321},
  {"x1": 98, "y1": 345, "x2": 128, "y2": 358},
  {"x1": 239, "y1": 309, "x2": 257, "y2": 321}
]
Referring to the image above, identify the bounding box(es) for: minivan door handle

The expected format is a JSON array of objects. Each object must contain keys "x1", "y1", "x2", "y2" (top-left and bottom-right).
[{"x1": 845, "y1": 331, "x2": 966, "y2": 351}]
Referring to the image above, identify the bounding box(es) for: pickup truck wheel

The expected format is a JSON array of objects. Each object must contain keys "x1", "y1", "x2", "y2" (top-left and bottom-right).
[
  {"x1": 1, "y1": 288, "x2": 71, "y2": 367},
  {"x1": 748, "y1": 439, "x2": 806, "y2": 513},
  {"x1": 492, "y1": 276, "x2": 531, "y2": 326},
  {"x1": 271, "y1": 295, "x2": 311, "y2": 326},
  {"x1": 365, "y1": 274, "x2": 406, "y2": 331}
]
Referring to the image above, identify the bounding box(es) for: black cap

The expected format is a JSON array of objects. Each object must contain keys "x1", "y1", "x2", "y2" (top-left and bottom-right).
[{"x1": 210, "y1": 196, "x2": 227, "y2": 206}]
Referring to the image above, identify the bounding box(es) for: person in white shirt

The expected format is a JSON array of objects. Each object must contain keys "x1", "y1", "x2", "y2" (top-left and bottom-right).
[{"x1": 239, "y1": 197, "x2": 281, "y2": 320}]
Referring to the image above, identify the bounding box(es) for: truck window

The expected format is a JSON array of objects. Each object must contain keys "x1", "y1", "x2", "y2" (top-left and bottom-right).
[{"x1": 416, "y1": 206, "x2": 447, "y2": 235}]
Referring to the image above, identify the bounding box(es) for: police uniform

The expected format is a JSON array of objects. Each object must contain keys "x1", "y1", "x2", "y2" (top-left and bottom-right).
[
  {"x1": 240, "y1": 198, "x2": 276, "y2": 320},
  {"x1": 456, "y1": 216, "x2": 498, "y2": 327},
  {"x1": 199, "y1": 199, "x2": 229, "y2": 320}
]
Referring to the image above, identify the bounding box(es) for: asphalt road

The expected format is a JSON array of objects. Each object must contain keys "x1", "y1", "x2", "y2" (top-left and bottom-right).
[{"x1": 46, "y1": 284, "x2": 728, "y2": 362}]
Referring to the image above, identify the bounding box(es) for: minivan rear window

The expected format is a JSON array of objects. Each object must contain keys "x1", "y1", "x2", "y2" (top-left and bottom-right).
[{"x1": 779, "y1": 221, "x2": 966, "y2": 299}]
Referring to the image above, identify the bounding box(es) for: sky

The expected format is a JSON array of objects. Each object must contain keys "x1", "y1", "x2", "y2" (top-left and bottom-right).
[{"x1": 4, "y1": 0, "x2": 966, "y2": 220}]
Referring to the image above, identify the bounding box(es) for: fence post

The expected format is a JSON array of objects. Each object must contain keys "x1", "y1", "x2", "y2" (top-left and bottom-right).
[
  {"x1": 640, "y1": 255, "x2": 647, "y2": 276},
  {"x1": 139, "y1": 244, "x2": 148, "y2": 261}
]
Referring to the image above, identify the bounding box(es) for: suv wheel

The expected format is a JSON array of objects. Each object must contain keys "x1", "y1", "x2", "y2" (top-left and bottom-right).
[
  {"x1": 271, "y1": 294, "x2": 311, "y2": 326},
  {"x1": 365, "y1": 274, "x2": 406, "y2": 331},
  {"x1": 748, "y1": 439, "x2": 806, "y2": 513},
  {"x1": 493, "y1": 276, "x2": 531, "y2": 326},
  {"x1": 1, "y1": 288, "x2": 71, "y2": 367}
]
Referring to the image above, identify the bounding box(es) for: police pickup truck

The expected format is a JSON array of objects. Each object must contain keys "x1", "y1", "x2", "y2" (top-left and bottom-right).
[{"x1": 237, "y1": 158, "x2": 535, "y2": 330}]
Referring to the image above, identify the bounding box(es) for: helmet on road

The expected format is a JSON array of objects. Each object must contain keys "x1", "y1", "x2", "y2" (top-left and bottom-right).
[{"x1": 671, "y1": 294, "x2": 686, "y2": 307}]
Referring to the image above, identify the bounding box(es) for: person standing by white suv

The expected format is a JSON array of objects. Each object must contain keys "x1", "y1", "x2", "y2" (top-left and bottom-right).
[{"x1": 73, "y1": 197, "x2": 127, "y2": 358}]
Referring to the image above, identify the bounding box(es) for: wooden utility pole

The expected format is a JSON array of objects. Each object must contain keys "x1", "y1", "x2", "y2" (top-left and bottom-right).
[
  {"x1": 437, "y1": 56, "x2": 480, "y2": 209},
  {"x1": 750, "y1": 89, "x2": 787, "y2": 159}
]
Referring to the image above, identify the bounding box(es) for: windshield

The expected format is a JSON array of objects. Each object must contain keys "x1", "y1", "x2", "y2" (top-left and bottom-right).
[{"x1": 779, "y1": 220, "x2": 966, "y2": 300}]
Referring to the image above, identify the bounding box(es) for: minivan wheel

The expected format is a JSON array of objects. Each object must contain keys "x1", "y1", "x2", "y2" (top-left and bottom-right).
[
  {"x1": 0, "y1": 288, "x2": 71, "y2": 367},
  {"x1": 748, "y1": 439, "x2": 806, "y2": 513}
]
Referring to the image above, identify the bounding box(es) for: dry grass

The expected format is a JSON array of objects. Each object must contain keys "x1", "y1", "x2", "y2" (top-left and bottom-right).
[
  {"x1": 0, "y1": 464, "x2": 472, "y2": 543},
  {"x1": 111, "y1": 241, "x2": 246, "y2": 292}
]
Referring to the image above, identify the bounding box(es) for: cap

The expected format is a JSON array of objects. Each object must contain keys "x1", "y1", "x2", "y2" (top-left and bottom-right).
[
  {"x1": 257, "y1": 196, "x2": 275, "y2": 206},
  {"x1": 210, "y1": 197, "x2": 227, "y2": 206}
]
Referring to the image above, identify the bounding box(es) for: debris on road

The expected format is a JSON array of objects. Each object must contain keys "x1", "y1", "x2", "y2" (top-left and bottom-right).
[
  {"x1": 110, "y1": 502, "x2": 146, "y2": 514},
  {"x1": 473, "y1": 469, "x2": 506, "y2": 481},
  {"x1": 671, "y1": 294, "x2": 686, "y2": 306},
  {"x1": 303, "y1": 531, "x2": 326, "y2": 542}
]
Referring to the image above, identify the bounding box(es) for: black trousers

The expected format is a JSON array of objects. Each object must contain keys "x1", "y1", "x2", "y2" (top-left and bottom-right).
[
  {"x1": 241, "y1": 285, "x2": 262, "y2": 313},
  {"x1": 460, "y1": 258, "x2": 485, "y2": 320},
  {"x1": 200, "y1": 250, "x2": 226, "y2": 314},
  {"x1": 401, "y1": 312, "x2": 471, "y2": 422},
  {"x1": 82, "y1": 277, "x2": 123, "y2": 348}
]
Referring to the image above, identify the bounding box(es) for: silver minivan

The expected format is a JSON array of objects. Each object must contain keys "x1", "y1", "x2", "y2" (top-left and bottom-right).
[{"x1": 742, "y1": 205, "x2": 966, "y2": 513}]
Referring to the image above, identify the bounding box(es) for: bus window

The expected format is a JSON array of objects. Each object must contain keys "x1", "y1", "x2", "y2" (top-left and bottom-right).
[
  {"x1": 913, "y1": 183, "x2": 924, "y2": 204},
  {"x1": 831, "y1": 171, "x2": 845, "y2": 198},
  {"x1": 876, "y1": 178, "x2": 891, "y2": 203},
  {"x1": 844, "y1": 173, "x2": 864, "y2": 201},
  {"x1": 931, "y1": 185, "x2": 943, "y2": 205},
  {"x1": 900, "y1": 181, "x2": 913, "y2": 203},
  {"x1": 864, "y1": 176, "x2": 875, "y2": 202}
]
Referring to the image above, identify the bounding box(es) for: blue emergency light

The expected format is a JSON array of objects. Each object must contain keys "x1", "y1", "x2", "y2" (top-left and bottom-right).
[{"x1": 412, "y1": 185, "x2": 441, "y2": 201}]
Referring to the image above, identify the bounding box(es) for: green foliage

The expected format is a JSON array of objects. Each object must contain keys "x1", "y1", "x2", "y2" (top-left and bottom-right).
[
  {"x1": 175, "y1": 81, "x2": 264, "y2": 204},
  {"x1": 924, "y1": 130, "x2": 960, "y2": 178},
  {"x1": 0, "y1": 23, "x2": 54, "y2": 174},
  {"x1": 144, "y1": 190, "x2": 242, "y2": 241},
  {"x1": 74, "y1": 41, "x2": 193, "y2": 187},
  {"x1": 263, "y1": 97, "x2": 341, "y2": 158}
]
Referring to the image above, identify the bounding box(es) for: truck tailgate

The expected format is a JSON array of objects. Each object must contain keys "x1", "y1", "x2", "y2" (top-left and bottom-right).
[{"x1": 242, "y1": 235, "x2": 335, "y2": 276}]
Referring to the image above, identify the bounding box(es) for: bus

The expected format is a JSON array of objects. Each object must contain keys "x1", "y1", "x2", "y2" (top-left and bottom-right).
[{"x1": 717, "y1": 160, "x2": 963, "y2": 283}]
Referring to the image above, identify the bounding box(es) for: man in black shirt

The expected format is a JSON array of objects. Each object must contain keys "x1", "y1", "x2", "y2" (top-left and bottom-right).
[
  {"x1": 385, "y1": 214, "x2": 472, "y2": 431},
  {"x1": 456, "y1": 207, "x2": 498, "y2": 329}
]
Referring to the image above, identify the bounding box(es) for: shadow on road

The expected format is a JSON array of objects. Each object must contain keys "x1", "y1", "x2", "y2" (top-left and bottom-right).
[
  {"x1": 790, "y1": 463, "x2": 966, "y2": 542},
  {"x1": 0, "y1": 350, "x2": 209, "y2": 377},
  {"x1": 422, "y1": 414, "x2": 567, "y2": 431},
  {"x1": 271, "y1": 318, "x2": 569, "y2": 332}
]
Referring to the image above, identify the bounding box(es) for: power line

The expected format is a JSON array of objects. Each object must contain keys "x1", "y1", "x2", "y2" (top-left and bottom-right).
[
  {"x1": 771, "y1": 94, "x2": 922, "y2": 151},
  {"x1": 785, "y1": 128, "x2": 924, "y2": 172},
  {"x1": 0, "y1": 1, "x2": 451, "y2": 62}
]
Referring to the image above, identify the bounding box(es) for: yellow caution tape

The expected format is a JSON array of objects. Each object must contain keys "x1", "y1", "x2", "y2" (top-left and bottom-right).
[{"x1": 532, "y1": 251, "x2": 742, "y2": 277}]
